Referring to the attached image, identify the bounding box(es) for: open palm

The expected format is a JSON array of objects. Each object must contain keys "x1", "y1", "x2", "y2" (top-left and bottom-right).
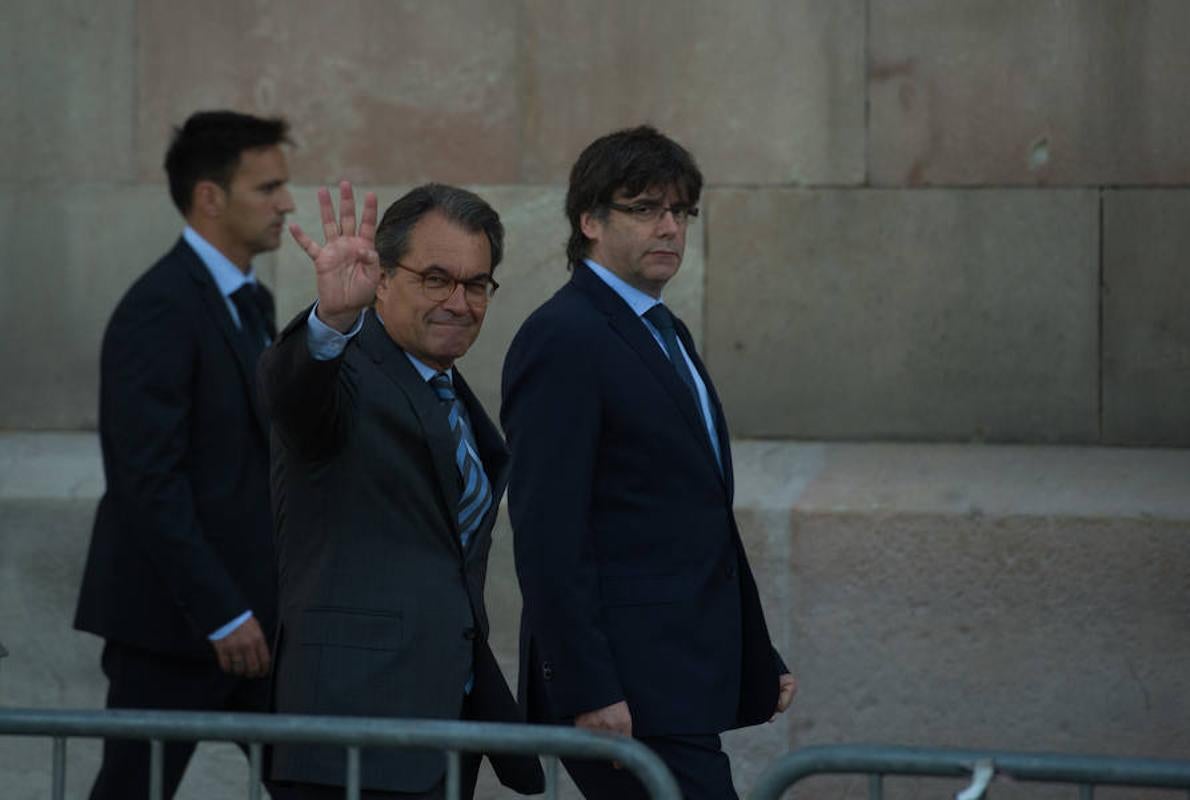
[{"x1": 290, "y1": 181, "x2": 381, "y2": 330}]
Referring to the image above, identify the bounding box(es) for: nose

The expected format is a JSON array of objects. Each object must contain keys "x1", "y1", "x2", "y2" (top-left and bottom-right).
[
  {"x1": 278, "y1": 186, "x2": 296, "y2": 215},
  {"x1": 655, "y1": 208, "x2": 681, "y2": 237},
  {"x1": 441, "y1": 281, "x2": 471, "y2": 315}
]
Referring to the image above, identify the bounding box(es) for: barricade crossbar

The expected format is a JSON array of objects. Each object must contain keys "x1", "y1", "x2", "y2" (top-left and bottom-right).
[
  {"x1": 748, "y1": 744, "x2": 1190, "y2": 800},
  {"x1": 0, "y1": 707, "x2": 681, "y2": 800}
]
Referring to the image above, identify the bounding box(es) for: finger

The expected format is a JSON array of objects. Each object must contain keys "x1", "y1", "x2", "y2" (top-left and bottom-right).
[
  {"x1": 338, "y1": 181, "x2": 357, "y2": 237},
  {"x1": 252, "y1": 636, "x2": 271, "y2": 677},
  {"x1": 358, "y1": 192, "x2": 378, "y2": 243},
  {"x1": 241, "y1": 645, "x2": 261, "y2": 677},
  {"x1": 289, "y1": 223, "x2": 321, "y2": 260},
  {"x1": 214, "y1": 645, "x2": 232, "y2": 674},
  {"x1": 318, "y1": 186, "x2": 339, "y2": 241}
]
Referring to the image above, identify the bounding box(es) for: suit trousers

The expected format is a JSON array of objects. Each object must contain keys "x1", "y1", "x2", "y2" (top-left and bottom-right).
[
  {"x1": 88, "y1": 640, "x2": 269, "y2": 800},
  {"x1": 564, "y1": 733, "x2": 737, "y2": 800}
]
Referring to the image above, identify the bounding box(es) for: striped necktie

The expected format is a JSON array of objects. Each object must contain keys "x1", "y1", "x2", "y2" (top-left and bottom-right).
[{"x1": 429, "y1": 373, "x2": 492, "y2": 550}]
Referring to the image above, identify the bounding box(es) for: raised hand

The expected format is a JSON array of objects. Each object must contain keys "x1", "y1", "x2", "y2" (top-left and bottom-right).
[{"x1": 289, "y1": 180, "x2": 381, "y2": 332}]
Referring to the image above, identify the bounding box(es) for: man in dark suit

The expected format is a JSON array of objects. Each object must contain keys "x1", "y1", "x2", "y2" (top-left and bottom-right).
[
  {"x1": 260, "y1": 182, "x2": 542, "y2": 799},
  {"x1": 501, "y1": 126, "x2": 797, "y2": 800},
  {"x1": 74, "y1": 110, "x2": 294, "y2": 798}
]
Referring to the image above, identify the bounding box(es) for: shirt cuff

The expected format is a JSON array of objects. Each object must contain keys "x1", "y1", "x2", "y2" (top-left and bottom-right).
[
  {"x1": 208, "y1": 610, "x2": 253, "y2": 641},
  {"x1": 306, "y1": 303, "x2": 365, "y2": 360}
]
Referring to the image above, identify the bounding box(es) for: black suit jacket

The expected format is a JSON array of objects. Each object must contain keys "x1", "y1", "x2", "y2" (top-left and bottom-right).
[
  {"x1": 501, "y1": 263, "x2": 783, "y2": 737},
  {"x1": 260, "y1": 309, "x2": 542, "y2": 794},
  {"x1": 75, "y1": 237, "x2": 278, "y2": 658}
]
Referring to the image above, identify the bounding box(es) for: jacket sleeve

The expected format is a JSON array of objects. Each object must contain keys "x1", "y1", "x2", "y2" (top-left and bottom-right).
[
  {"x1": 99, "y1": 293, "x2": 246, "y2": 637},
  {"x1": 257, "y1": 305, "x2": 354, "y2": 463},
  {"x1": 501, "y1": 316, "x2": 624, "y2": 719}
]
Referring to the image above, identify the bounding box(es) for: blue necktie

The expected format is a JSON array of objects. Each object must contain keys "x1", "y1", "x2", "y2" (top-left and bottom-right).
[{"x1": 429, "y1": 373, "x2": 492, "y2": 550}]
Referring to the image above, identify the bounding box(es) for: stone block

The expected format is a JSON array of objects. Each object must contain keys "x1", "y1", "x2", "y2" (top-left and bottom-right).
[
  {"x1": 0, "y1": 1, "x2": 136, "y2": 182},
  {"x1": 0, "y1": 185, "x2": 187, "y2": 429},
  {"x1": 869, "y1": 0, "x2": 1190, "y2": 186},
  {"x1": 519, "y1": 0, "x2": 866, "y2": 185},
  {"x1": 135, "y1": 2, "x2": 520, "y2": 185},
  {"x1": 1103, "y1": 190, "x2": 1190, "y2": 446},
  {"x1": 703, "y1": 188, "x2": 1099, "y2": 441}
]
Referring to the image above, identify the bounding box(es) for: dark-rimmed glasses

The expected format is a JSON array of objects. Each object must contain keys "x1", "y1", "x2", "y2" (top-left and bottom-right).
[
  {"x1": 606, "y1": 201, "x2": 700, "y2": 225},
  {"x1": 393, "y1": 263, "x2": 499, "y2": 305}
]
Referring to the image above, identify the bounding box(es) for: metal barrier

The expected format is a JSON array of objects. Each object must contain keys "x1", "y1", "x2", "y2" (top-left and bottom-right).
[
  {"x1": 0, "y1": 707, "x2": 680, "y2": 800},
  {"x1": 749, "y1": 744, "x2": 1190, "y2": 800}
]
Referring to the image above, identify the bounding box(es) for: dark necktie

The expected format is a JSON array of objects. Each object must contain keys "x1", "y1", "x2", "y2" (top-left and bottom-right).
[
  {"x1": 429, "y1": 373, "x2": 492, "y2": 550},
  {"x1": 643, "y1": 303, "x2": 723, "y2": 473},
  {"x1": 229, "y1": 283, "x2": 270, "y2": 362},
  {"x1": 643, "y1": 303, "x2": 701, "y2": 405}
]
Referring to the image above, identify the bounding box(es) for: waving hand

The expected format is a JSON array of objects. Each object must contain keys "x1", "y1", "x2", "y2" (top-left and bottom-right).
[{"x1": 289, "y1": 181, "x2": 380, "y2": 332}]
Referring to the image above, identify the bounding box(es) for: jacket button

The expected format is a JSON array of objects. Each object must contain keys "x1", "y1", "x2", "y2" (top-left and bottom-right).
[
  {"x1": 463, "y1": 628, "x2": 477, "y2": 640},
  {"x1": 725, "y1": 564, "x2": 737, "y2": 578},
  {"x1": 542, "y1": 662, "x2": 553, "y2": 681}
]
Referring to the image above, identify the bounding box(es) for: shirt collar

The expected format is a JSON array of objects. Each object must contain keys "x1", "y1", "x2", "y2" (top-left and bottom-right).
[
  {"x1": 183, "y1": 226, "x2": 256, "y2": 298},
  {"x1": 374, "y1": 311, "x2": 453, "y2": 383},
  {"x1": 583, "y1": 258, "x2": 662, "y2": 317}
]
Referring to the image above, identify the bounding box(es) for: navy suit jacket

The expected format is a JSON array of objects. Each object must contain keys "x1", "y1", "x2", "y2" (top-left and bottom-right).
[
  {"x1": 501, "y1": 263, "x2": 782, "y2": 737},
  {"x1": 75, "y1": 238, "x2": 277, "y2": 658}
]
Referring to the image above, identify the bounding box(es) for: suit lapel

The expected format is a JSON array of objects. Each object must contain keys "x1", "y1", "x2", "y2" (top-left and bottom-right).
[
  {"x1": 179, "y1": 239, "x2": 270, "y2": 438},
  {"x1": 572, "y1": 265, "x2": 723, "y2": 476},
  {"x1": 357, "y1": 311, "x2": 464, "y2": 554}
]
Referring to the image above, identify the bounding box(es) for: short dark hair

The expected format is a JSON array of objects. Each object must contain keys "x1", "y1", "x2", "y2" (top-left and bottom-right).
[
  {"x1": 565, "y1": 125, "x2": 703, "y2": 268},
  {"x1": 164, "y1": 110, "x2": 292, "y2": 215},
  {"x1": 374, "y1": 183, "x2": 504, "y2": 274}
]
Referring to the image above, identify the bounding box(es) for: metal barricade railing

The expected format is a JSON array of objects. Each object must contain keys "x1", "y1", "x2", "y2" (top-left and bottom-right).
[
  {"x1": 0, "y1": 707, "x2": 680, "y2": 800},
  {"x1": 749, "y1": 744, "x2": 1190, "y2": 800}
]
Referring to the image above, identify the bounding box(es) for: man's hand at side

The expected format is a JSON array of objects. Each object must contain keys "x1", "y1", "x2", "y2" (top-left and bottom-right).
[
  {"x1": 211, "y1": 616, "x2": 271, "y2": 678},
  {"x1": 770, "y1": 672, "x2": 798, "y2": 721},
  {"x1": 575, "y1": 700, "x2": 633, "y2": 737}
]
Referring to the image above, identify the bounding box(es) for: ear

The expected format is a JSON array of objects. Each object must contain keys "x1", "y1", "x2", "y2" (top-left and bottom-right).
[
  {"x1": 374, "y1": 267, "x2": 392, "y2": 301},
  {"x1": 193, "y1": 180, "x2": 226, "y2": 219},
  {"x1": 579, "y1": 210, "x2": 603, "y2": 242}
]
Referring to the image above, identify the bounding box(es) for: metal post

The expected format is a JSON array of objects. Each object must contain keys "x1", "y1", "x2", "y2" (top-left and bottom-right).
[
  {"x1": 446, "y1": 750, "x2": 461, "y2": 800},
  {"x1": 545, "y1": 755, "x2": 559, "y2": 799},
  {"x1": 346, "y1": 746, "x2": 361, "y2": 800},
  {"x1": 249, "y1": 741, "x2": 263, "y2": 800},
  {"x1": 51, "y1": 736, "x2": 66, "y2": 800},
  {"x1": 868, "y1": 772, "x2": 883, "y2": 800},
  {"x1": 1079, "y1": 786, "x2": 1094, "y2": 800},
  {"x1": 149, "y1": 739, "x2": 164, "y2": 800}
]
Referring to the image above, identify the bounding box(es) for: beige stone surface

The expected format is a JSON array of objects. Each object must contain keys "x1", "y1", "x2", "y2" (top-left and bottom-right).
[
  {"x1": 704, "y1": 188, "x2": 1100, "y2": 441},
  {"x1": 518, "y1": 0, "x2": 866, "y2": 185},
  {"x1": 1102, "y1": 190, "x2": 1190, "y2": 446},
  {"x1": 0, "y1": 185, "x2": 190, "y2": 429},
  {"x1": 869, "y1": 0, "x2": 1190, "y2": 186},
  {"x1": 135, "y1": 2, "x2": 520, "y2": 185},
  {"x1": 8, "y1": 435, "x2": 1188, "y2": 797},
  {"x1": 0, "y1": 1, "x2": 136, "y2": 182}
]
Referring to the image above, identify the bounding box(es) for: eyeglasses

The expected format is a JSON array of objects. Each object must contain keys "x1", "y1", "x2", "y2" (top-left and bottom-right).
[
  {"x1": 393, "y1": 263, "x2": 499, "y2": 305},
  {"x1": 606, "y1": 201, "x2": 700, "y2": 225}
]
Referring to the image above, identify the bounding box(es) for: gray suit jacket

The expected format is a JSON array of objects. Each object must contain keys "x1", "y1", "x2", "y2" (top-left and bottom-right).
[{"x1": 260, "y1": 308, "x2": 539, "y2": 793}]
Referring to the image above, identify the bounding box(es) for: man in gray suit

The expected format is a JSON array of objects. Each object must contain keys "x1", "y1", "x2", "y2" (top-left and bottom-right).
[{"x1": 260, "y1": 182, "x2": 542, "y2": 799}]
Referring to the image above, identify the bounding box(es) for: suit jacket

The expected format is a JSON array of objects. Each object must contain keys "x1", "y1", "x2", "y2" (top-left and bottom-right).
[
  {"x1": 259, "y1": 308, "x2": 542, "y2": 794},
  {"x1": 75, "y1": 237, "x2": 278, "y2": 659},
  {"x1": 501, "y1": 263, "x2": 783, "y2": 737}
]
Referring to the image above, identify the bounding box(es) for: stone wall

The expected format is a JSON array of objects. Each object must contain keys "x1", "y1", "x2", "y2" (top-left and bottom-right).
[{"x1": 4, "y1": 1, "x2": 1189, "y2": 443}]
